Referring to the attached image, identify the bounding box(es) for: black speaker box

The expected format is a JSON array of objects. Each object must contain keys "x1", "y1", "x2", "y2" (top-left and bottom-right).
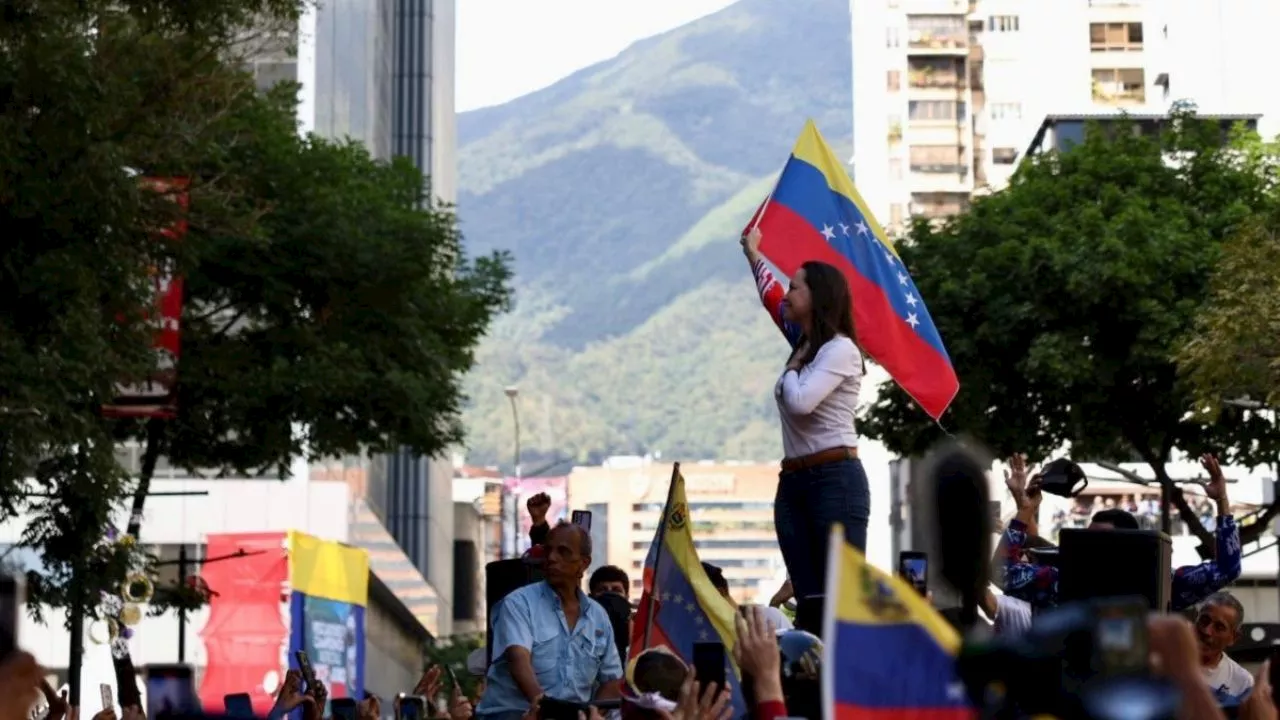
[
  {"x1": 485, "y1": 559, "x2": 542, "y2": 669},
  {"x1": 1058, "y1": 528, "x2": 1171, "y2": 611}
]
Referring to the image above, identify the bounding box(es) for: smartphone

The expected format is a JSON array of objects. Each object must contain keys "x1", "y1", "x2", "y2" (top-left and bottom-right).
[
  {"x1": 0, "y1": 572, "x2": 23, "y2": 661},
  {"x1": 1091, "y1": 597, "x2": 1149, "y2": 676},
  {"x1": 223, "y1": 693, "x2": 253, "y2": 718},
  {"x1": 295, "y1": 650, "x2": 318, "y2": 691},
  {"x1": 571, "y1": 510, "x2": 592, "y2": 532},
  {"x1": 145, "y1": 664, "x2": 199, "y2": 717},
  {"x1": 398, "y1": 694, "x2": 427, "y2": 720},
  {"x1": 1270, "y1": 644, "x2": 1280, "y2": 707},
  {"x1": 100, "y1": 684, "x2": 114, "y2": 712},
  {"x1": 897, "y1": 551, "x2": 928, "y2": 596},
  {"x1": 330, "y1": 697, "x2": 359, "y2": 720},
  {"x1": 692, "y1": 642, "x2": 726, "y2": 690},
  {"x1": 445, "y1": 664, "x2": 460, "y2": 692},
  {"x1": 988, "y1": 501, "x2": 1002, "y2": 526}
]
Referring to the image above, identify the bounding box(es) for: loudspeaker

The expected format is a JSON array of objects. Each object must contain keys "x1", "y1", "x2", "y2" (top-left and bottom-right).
[
  {"x1": 1058, "y1": 528, "x2": 1171, "y2": 611},
  {"x1": 485, "y1": 559, "x2": 541, "y2": 669}
]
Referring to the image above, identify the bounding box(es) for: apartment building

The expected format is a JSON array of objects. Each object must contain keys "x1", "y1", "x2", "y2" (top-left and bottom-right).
[
  {"x1": 851, "y1": 0, "x2": 1280, "y2": 230},
  {"x1": 566, "y1": 459, "x2": 789, "y2": 604}
]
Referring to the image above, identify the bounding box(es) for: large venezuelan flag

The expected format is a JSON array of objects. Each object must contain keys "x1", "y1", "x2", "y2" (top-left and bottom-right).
[
  {"x1": 823, "y1": 525, "x2": 975, "y2": 720},
  {"x1": 748, "y1": 120, "x2": 958, "y2": 420},
  {"x1": 630, "y1": 469, "x2": 749, "y2": 718}
]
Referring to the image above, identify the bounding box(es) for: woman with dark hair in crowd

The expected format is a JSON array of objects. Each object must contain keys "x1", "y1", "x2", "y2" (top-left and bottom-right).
[{"x1": 741, "y1": 226, "x2": 869, "y2": 602}]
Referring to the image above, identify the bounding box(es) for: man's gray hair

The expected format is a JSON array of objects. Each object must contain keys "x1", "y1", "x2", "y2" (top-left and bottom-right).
[
  {"x1": 551, "y1": 520, "x2": 592, "y2": 558},
  {"x1": 1203, "y1": 591, "x2": 1245, "y2": 629}
]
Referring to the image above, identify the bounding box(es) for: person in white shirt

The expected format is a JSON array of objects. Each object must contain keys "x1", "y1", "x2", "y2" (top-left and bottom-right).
[
  {"x1": 742, "y1": 227, "x2": 869, "y2": 602},
  {"x1": 979, "y1": 587, "x2": 1033, "y2": 637},
  {"x1": 1195, "y1": 591, "x2": 1254, "y2": 705}
]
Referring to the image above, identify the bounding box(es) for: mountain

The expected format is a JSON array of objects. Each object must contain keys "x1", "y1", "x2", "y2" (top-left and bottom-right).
[{"x1": 459, "y1": 0, "x2": 853, "y2": 468}]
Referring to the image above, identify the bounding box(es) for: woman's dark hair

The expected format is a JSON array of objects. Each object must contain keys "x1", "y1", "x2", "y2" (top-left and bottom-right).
[{"x1": 797, "y1": 260, "x2": 856, "y2": 366}]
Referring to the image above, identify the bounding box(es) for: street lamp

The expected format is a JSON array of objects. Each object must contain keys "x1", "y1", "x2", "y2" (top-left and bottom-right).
[{"x1": 505, "y1": 386, "x2": 522, "y2": 558}]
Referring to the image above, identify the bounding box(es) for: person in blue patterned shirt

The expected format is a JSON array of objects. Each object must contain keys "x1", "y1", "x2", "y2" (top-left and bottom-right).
[{"x1": 996, "y1": 453, "x2": 1241, "y2": 612}]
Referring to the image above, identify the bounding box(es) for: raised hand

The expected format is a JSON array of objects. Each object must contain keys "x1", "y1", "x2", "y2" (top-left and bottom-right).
[{"x1": 526, "y1": 493, "x2": 552, "y2": 525}]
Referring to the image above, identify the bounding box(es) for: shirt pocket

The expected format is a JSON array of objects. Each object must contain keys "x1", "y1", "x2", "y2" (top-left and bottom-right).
[
  {"x1": 567, "y1": 632, "x2": 606, "y2": 689},
  {"x1": 530, "y1": 626, "x2": 565, "y2": 680}
]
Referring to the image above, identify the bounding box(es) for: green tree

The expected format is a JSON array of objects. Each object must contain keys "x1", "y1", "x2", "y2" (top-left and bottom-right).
[
  {"x1": 424, "y1": 634, "x2": 486, "y2": 700},
  {"x1": 861, "y1": 111, "x2": 1280, "y2": 553},
  {"x1": 0, "y1": 0, "x2": 306, "y2": 619},
  {"x1": 117, "y1": 80, "x2": 511, "y2": 530},
  {"x1": 1178, "y1": 194, "x2": 1280, "y2": 414}
]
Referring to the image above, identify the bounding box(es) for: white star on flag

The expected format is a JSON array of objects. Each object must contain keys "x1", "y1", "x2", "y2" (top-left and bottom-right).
[
  {"x1": 661, "y1": 592, "x2": 671, "y2": 602},
  {"x1": 854, "y1": 219, "x2": 869, "y2": 235},
  {"x1": 838, "y1": 222, "x2": 850, "y2": 235},
  {"x1": 946, "y1": 683, "x2": 966, "y2": 702},
  {"x1": 906, "y1": 313, "x2": 920, "y2": 329},
  {"x1": 698, "y1": 630, "x2": 709, "y2": 641},
  {"x1": 897, "y1": 272, "x2": 909, "y2": 286},
  {"x1": 821, "y1": 224, "x2": 836, "y2": 240},
  {"x1": 883, "y1": 249, "x2": 895, "y2": 264},
  {"x1": 685, "y1": 600, "x2": 698, "y2": 612},
  {"x1": 904, "y1": 293, "x2": 918, "y2": 307},
  {"x1": 694, "y1": 615, "x2": 704, "y2": 625}
]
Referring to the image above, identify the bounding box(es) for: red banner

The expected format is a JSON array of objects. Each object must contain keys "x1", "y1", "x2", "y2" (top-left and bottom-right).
[
  {"x1": 102, "y1": 177, "x2": 188, "y2": 418},
  {"x1": 198, "y1": 532, "x2": 289, "y2": 715}
]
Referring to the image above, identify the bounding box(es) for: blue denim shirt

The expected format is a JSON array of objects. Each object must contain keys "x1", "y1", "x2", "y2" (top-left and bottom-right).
[{"x1": 476, "y1": 581, "x2": 623, "y2": 719}]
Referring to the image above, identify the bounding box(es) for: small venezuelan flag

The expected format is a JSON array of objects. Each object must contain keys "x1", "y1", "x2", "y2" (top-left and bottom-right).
[
  {"x1": 822, "y1": 525, "x2": 975, "y2": 720},
  {"x1": 746, "y1": 119, "x2": 958, "y2": 420},
  {"x1": 630, "y1": 468, "x2": 749, "y2": 717}
]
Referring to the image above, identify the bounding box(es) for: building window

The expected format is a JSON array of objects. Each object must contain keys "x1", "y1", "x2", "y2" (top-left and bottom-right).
[
  {"x1": 1092, "y1": 68, "x2": 1145, "y2": 104},
  {"x1": 911, "y1": 192, "x2": 970, "y2": 219},
  {"x1": 909, "y1": 145, "x2": 966, "y2": 174},
  {"x1": 1090, "y1": 22, "x2": 1143, "y2": 51},
  {"x1": 887, "y1": 27, "x2": 901, "y2": 48},
  {"x1": 888, "y1": 113, "x2": 903, "y2": 142},
  {"x1": 890, "y1": 204, "x2": 904, "y2": 226},
  {"x1": 908, "y1": 100, "x2": 966, "y2": 122},
  {"x1": 907, "y1": 15, "x2": 966, "y2": 49},
  {"x1": 908, "y1": 57, "x2": 964, "y2": 88},
  {"x1": 987, "y1": 15, "x2": 1020, "y2": 32},
  {"x1": 889, "y1": 158, "x2": 903, "y2": 180},
  {"x1": 989, "y1": 102, "x2": 1022, "y2": 121},
  {"x1": 993, "y1": 147, "x2": 1018, "y2": 164},
  {"x1": 887, "y1": 70, "x2": 901, "y2": 92}
]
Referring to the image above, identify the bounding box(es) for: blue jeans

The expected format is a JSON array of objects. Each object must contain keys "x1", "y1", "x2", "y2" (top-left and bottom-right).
[{"x1": 774, "y1": 458, "x2": 870, "y2": 600}]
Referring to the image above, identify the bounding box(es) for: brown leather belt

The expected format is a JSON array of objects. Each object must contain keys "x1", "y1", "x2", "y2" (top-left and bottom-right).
[{"x1": 780, "y1": 446, "x2": 858, "y2": 473}]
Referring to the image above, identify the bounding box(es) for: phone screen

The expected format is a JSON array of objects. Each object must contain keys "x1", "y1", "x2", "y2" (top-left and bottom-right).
[
  {"x1": 146, "y1": 665, "x2": 198, "y2": 717},
  {"x1": 1092, "y1": 599, "x2": 1149, "y2": 676},
  {"x1": 897, "y1": 552, "x2": 928, "y2": 596},
  {"x1": 223, "y1": 693, "x2": 254, "y2": 718},
  {"x1": 571, "y1": 510, "x2": 592, "y2": 532},
  {"x1": 330, "y1": 698, "x2": 359, "y2": 720},
  {"x1": 101, "y1": 684, "x2": 115, "y2": 712},
  {"x1": 400, "y1": 695, "x2": 428, "y2": 720},
  {"x1": 692, "y1": 642, "x2": 726, "y2": 690}
]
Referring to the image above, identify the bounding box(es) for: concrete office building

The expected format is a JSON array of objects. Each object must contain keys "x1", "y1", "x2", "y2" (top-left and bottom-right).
[{"x1": 850, "y1": 0, "x2": 1280, "y2": 231}]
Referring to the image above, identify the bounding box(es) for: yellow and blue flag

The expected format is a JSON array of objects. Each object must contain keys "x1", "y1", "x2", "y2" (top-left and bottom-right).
[
  {"x1": 630, "y1": 468, "x2": 749, "y2": 717},
  {"x1": 823, "y1": 525, "x2": 975, "y2": 719}
]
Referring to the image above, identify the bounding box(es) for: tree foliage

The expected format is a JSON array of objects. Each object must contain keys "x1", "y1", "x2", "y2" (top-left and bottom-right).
[
  {"x1": 1, "y1": 0, "x2": 512, "y2": 621},
  {"x1": 1178, "y1": 184, "x2": 1280, "y2": 415},
  {"x1": 860, "y1": 110, "x2": 1280, "y2": 551},
  {"x1": 424, "y1": 633, "x2": 485, "y2": 700}
]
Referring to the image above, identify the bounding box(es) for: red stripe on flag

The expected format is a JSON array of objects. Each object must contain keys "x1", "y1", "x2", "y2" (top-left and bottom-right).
[{"x1": 757, "y1": 203, "x2": 958, "y2": 419}]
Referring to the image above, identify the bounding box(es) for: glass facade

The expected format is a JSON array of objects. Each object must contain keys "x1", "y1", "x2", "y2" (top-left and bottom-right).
[{"x1": 394, "y1": 0, "x2": 434, "y2": 186}]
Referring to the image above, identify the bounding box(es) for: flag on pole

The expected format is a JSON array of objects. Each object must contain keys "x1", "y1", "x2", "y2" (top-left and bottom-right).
[
  {"x1": 631, "y1": 465, "x2": 748, "y2": 717},
  {"x1": 746, "y1": 120, "x2": 958, "y2": 420},
  {"x1": 822, "y1": 525, "x2": 975, "y2": 719}
]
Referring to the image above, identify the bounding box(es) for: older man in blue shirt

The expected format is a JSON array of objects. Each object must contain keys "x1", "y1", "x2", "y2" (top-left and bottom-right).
[{"x1": 478, "y1": 522, "x2": 623, "y2": 719}]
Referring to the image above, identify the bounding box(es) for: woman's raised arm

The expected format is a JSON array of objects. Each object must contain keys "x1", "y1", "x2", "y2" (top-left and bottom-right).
[{"x1": 741, "y1": 227, "x2": 802, "y2": 348}]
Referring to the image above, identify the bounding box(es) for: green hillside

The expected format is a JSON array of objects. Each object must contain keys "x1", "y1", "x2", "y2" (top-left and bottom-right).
[{"x1": 459, "y1": 0, "x2": 852, "y2": 467}]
